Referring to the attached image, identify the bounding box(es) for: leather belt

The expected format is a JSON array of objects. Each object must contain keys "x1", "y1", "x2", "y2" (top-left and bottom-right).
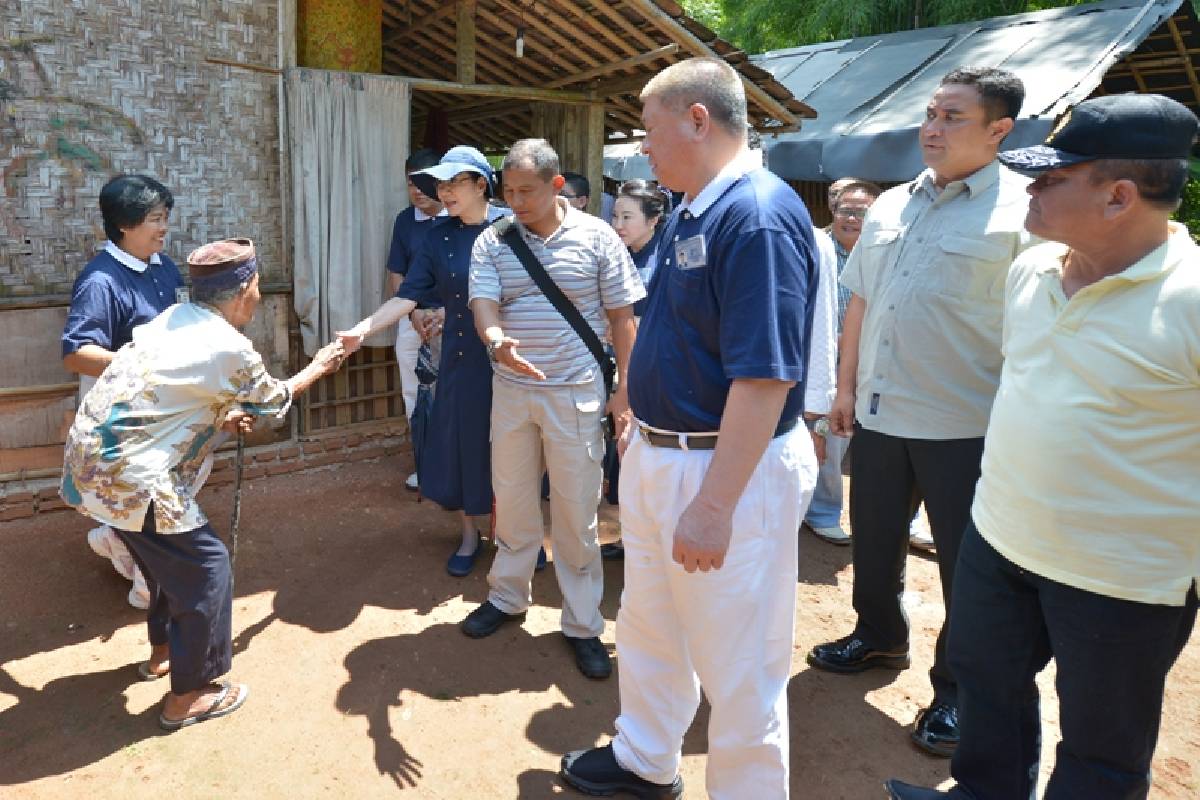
[{"x1": 638, "y1": 416, "x2": 800, "y2": 451}]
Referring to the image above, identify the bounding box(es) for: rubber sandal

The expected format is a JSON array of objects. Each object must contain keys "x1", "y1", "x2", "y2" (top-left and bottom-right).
[
  {"x1": 158, "y1": 681, "x2": 249, "y2": 731},
  {"x1": 138, "y1": 661, "x2": 169, "y2": 681}
]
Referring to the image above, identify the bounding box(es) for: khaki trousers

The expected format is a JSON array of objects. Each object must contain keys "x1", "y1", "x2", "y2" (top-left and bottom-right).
[{"x1": 486, "y1": 373, "x2": 606, "y2": 638}]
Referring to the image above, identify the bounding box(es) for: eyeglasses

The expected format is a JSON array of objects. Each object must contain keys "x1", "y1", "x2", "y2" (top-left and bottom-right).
[
  {"x1": 834, "y1": 206, "x2": 869, "y2": 220},
  {"x1": 437, "y1": 173, "x2": 479, "y2": 193}
]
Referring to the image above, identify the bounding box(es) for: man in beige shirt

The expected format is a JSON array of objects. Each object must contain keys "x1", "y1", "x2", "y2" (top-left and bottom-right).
[
  {"x1": 808, "y1": 67, "x2": 1035, "y2": 757},
  {"x1": 886, "y1": 93, "x2": 1200, "y2": 800}
]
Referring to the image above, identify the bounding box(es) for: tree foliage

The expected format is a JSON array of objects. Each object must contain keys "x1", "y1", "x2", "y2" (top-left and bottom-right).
[{"x1": 681, "y1": 0, "x2": 1091, "y2": 53}]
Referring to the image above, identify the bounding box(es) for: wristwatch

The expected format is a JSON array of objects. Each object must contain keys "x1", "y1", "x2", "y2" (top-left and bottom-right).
[
  {"x1": 486, "y1": 338, "x2": 504, "y2": 363},
  {"x1": 810, "y1": 417, "x2": 832, "y2": 437}
]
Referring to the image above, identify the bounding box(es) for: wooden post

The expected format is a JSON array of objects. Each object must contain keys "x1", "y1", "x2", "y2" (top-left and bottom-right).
[
  {"x1": 457, "y1": 0, "x2": 477, "y2": 84},
  {"x1": 585, "y1": 103, "x2": 606, "y2": 216}
]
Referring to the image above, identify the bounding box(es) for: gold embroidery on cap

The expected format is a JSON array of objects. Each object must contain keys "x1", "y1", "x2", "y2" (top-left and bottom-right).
[{"x1": 1047, "y1": 110, "x2": 1072, "y2": 143}]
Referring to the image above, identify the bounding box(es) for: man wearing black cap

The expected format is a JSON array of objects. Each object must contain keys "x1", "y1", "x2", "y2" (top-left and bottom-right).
[
  {"x1": 885, "y1": 93, "x2": 1200, "y2": 800},
  {"x1": 60, "y1": 238, "x2": 345, "y2": 731}
]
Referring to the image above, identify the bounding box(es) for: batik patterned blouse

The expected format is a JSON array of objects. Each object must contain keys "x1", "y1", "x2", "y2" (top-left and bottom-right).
[{"x1": 61, "y1": 302, "x2": 291, "y2": 534}]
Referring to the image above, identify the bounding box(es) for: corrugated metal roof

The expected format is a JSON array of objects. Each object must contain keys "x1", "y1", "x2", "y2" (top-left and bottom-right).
[{"x1": 761, "y1": 0, "x2": 1190, "y2": 181}]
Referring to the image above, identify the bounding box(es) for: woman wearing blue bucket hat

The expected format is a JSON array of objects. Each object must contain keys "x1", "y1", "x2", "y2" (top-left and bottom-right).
[{"x1": 339, "y1": 146, "x2": 515, "y2": 576}]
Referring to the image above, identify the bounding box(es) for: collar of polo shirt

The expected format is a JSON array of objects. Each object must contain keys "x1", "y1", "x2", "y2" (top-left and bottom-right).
[
  {"x1": 679, "y1": 154, "x2": 757, "y2": 218},
  {"x1": 104, "y1": 240, "x2": 162, "y2": 274}
]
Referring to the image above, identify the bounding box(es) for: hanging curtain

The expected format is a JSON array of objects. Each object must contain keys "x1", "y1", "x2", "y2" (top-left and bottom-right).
[{"x1": 285, "y1": 68, "x2": 410, "y2": 355}]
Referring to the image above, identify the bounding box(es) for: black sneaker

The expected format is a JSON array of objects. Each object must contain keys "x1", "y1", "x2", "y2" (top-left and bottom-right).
[
  {"x1": 461, "y1": 601, "x2": 525, "y2": 639},
  {"x1": 564, "y1": 635, "x2": 612, "y2": 679},
  {"x1": 560, "y1": 744, "x2": 682, "y2": 799}
]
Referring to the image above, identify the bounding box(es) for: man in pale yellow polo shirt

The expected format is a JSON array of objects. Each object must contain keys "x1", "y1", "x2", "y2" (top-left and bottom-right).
[{"x1": 886, "y1": 94, "x2": 1200, "y2": 800}]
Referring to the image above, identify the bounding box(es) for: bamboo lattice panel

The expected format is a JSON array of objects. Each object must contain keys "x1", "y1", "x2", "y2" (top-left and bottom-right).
[
  {"x1": 300, "y1": 345, "x2": 407, "y2": 433},
  {"x1": 0, "y1": 0, "x2": 284, "y2": 300}
]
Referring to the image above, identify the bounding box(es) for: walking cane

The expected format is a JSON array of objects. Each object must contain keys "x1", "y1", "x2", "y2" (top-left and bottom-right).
[{"x1": 228, "y1": 429, "x2": 245, "y2": 571}]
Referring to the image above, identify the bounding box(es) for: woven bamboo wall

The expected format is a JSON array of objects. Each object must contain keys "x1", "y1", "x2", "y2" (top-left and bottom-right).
[{"x1": 0, "y1": 0, "x2": 284, "y2": 300}]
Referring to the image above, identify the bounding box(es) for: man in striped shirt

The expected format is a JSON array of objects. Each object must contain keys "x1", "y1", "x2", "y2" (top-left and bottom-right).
[{"x1": 463, "y1": 139, "x2": 644, "y2": 680}]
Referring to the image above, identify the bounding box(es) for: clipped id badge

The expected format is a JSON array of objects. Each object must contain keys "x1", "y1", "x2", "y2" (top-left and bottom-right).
[
  {"x1": 674, "y1": 234, "x2": 707, "y2": 270},
  {"x1": 175, "y1": 286, "x2": 191, "y2": 304}
]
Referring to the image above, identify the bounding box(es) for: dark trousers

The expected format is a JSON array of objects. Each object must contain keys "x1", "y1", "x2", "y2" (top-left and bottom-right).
[
  {"x1": 114, "y1": 508, "x2": 233, "y2": 696},
  {"x1": 947, "y1": 523, "x2": 1198, "y2": 800},
  {"x1": 848, "y1": 426, "x2": 984, "y2": 706}
]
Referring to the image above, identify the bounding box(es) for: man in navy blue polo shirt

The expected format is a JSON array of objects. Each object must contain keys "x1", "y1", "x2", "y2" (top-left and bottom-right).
[
  {"x1": 385, "y1": 148, "x2": 444, "y2": 491},
  {"x1": 561, "y1": 57, "x2": 820, "y2": 800},
  {"x1": 62, "y1": 174, "x2": 184, "y2": 611}
]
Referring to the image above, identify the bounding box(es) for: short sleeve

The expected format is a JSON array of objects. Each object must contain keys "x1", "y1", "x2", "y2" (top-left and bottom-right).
[
  {"x1": 717, "y1": 228, "x2": 813, "y2": 382},
  {"x1": 596, "y1": 226, "x2": 645, "y2": 310},
  {"x1": 468, "y1": 230, "x2": 502, "y2": 304},
  {"x1": 62, "y1": 273, "x2": 119, "y2": 356},
  {"x1": 396, "y1": 240, "x2": 440, "y2": 306},
  {"x1": 385, "y1": 213, "x2": 411, "y2": 275}
]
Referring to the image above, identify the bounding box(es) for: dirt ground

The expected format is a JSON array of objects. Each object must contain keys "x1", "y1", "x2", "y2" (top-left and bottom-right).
[{"x1": 2, "y1": 453, "x2": 1197, "y2": 799}]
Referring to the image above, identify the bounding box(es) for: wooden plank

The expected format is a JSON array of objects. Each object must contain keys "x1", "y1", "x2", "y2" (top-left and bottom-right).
[
  {"x1": 586, "y1": 103, "x2": 606, "y2": 216},
  {"x1": 546, "y1": 43, "x2": 679, "y2": 88},
  {"x1": 457, "y1": 0, "x2": 477, "y2": 84}
]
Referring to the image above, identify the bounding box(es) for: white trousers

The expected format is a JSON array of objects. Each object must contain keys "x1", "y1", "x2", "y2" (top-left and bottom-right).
[
  {"x1": 611, "y1": 425, "x2": 817, "y2": 799},
  {"x1": 395, "y1": 319, "x2": 421, "y2": 421},
  {"x1": 487, "y1": 374, "x2": 606, "y2": 638}
]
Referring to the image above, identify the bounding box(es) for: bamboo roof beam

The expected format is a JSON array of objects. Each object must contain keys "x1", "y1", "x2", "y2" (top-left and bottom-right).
[
  {"x1": 538, "y1": 0, "x2": 645, "y2": 62},
  {"x1": 1165, "y1": 15, "x2": 1200, "y2": 106},
  {"x1": 620, "y1": 0, "x2": 799, "y2": 128},
  {"x1": 382, "y1": 3, "x2": 458, "y2": 47}
]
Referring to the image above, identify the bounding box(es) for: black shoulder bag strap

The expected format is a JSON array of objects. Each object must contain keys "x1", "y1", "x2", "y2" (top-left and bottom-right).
[{"x1": 492, "y1": 216, "x2": 616, "y2": 396}]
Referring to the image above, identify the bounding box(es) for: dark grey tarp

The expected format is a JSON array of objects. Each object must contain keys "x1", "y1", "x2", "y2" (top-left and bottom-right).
[{"x1": 762, "y1": 0, "x2": 1185, "y2": 182}]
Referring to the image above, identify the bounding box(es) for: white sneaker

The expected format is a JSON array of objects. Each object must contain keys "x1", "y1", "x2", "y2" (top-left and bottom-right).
[
  {"x1": 87, "y1": 525, "x2": 137, "y2": 580},
  {"x1": 405, "y1": 472, "x2": 419, "y2": 491},
  {"x1": 128, "y1": 568, "x2": 150, "y2": 610},
  {"x1": 909, "y1": 521, "x2": 936, "y2": 553},
  {"x1": 807, "y1": 523, "x2": 851, "y2": 546}
]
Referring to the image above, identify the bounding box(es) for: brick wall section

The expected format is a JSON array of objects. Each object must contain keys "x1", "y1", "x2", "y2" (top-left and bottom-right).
[{"x1": 0, "y1": 429, "x2": 408, "y2": 522}]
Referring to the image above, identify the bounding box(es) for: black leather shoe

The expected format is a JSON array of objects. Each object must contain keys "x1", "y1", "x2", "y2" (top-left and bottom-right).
[
  {"x1": 600, "y1": 541, "x2": 625, "y2": 561},
  {"x1": 807, "y1": 634, "x2": 910, "y2": 674},
  {"x1": 911, "y1": 702, "x2": 959, "y2": 757},
  {"x1": 884, "y1": 778, "x2": 952, "y2": 799},
  {"x1": 565, "y1": 635, "x2": 612, "y2": 679},
  {"x1": 461, "y1": 601, "x2": 525, "y2": 639},
  {"x1": 560, "y1": 744, "x2": 682, "y2": 799}
]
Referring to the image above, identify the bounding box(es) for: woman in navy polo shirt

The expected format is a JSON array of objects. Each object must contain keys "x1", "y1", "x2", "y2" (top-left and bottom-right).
[
  {"x1": 611, "y1": 180, "x2": 667, "y2": 318},
  {"x1": 338, "y1": 147, "x2": 529, "y2": 577},
  {"x1": 62, "y1": 174, "x2": 184, "y2": 611}
]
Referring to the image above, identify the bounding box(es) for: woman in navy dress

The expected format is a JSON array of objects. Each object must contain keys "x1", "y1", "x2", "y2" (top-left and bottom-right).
[
  {"x1": 338, "y1": 146, "x2": 501, "y2": 576},
  {"x1": 601, "y1": 180, "x2": 668, "y2": 559}
]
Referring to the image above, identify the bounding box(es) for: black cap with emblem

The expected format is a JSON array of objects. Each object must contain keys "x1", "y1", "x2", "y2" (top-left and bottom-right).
[{"x1": 998, "y1": 93, "x2": 1198, "y2": 175}]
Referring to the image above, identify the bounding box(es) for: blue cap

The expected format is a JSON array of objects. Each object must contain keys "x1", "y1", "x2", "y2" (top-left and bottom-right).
[
  {"x1": 410, "y1": 145, "x2": 494, "y2": 199},
  {"x1": 999, "y1": 94, "x2": 1198, "y2": 175}
]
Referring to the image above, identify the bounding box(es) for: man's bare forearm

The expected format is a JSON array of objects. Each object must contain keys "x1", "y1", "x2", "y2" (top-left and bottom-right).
[
  {"x1": 470, "y1": 298, "x2": 503, "y2": 343},
  {"x1": 694, "y1": 379, "x2": 793, "y2": 512},
  {"x1": 605, "y1": 305, "x2": 637, "y2": 389},
  {"x1": 837, "y1": 294, "x2": 866, "y2": 397},
  {"x1": 63, "y1": 344, "x2": 115, "y2": 378}
]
